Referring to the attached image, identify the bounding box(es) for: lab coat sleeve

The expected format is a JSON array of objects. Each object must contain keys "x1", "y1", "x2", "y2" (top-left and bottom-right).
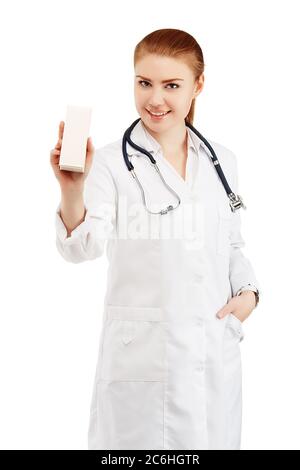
[
  {"x1": 229, "y1": 153, "x2": 262, "y2": 300},
  {"x1": 55, "y1": 149, "x2": 117, "y2": 263}
]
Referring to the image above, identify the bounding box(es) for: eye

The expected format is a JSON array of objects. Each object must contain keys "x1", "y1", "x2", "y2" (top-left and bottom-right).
[
  {"x1": 138, "y1": 80, "x2": 179, "y2": 89},
  {"x1": 166, "y1": 83, "x2": 180, "y2": 89}
]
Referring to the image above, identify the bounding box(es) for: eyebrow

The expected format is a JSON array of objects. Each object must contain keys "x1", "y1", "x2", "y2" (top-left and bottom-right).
[{"x1": 135, "y1": 75, "x2": 184, "y2": 83}]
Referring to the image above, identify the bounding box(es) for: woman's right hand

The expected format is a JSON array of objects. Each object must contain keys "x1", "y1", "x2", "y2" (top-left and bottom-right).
[{"x1": 50, "y1": 121, "x2": 95, "y2": 194}]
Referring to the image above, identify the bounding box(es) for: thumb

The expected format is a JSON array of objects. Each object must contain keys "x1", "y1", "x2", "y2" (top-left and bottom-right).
[{"x1": 216, "y1": 303, "x2": 232, "y2": 319}]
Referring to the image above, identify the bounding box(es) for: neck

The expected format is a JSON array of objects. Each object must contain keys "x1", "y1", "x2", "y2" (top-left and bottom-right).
[{"x1": 142, "y1": 121, "x2": 188, "y2": 156}]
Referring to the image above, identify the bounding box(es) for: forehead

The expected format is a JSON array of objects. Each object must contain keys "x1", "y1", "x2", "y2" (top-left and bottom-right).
[{"x1": 135, "y1": 54, "x2": 191, "y2": 80}]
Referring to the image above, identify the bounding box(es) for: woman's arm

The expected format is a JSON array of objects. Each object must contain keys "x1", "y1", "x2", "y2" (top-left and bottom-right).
[
  {"x1": 55, "y1": 149, "x2": 117, "y2": 263},
  {"x1": 59, "y1": 191, "x2": 87, "y2": 238},
  {"x1": 228, "y1": 153, "x2": 261, "y2": 305}
]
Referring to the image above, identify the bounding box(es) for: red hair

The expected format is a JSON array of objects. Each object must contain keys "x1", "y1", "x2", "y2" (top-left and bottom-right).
[{"x1": 134, "y1": 28, "x2": 205, "y2": 125}]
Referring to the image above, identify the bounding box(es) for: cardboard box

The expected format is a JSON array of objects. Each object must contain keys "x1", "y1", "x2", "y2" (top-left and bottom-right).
[{"x1": 59, "y1": 105, "x2": 92, "y2": 172}]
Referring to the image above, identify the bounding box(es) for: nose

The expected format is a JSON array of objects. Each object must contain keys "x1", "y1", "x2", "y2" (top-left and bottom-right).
[{"x1": 147, "y1": 88, "x2": 166, "y2": 107}]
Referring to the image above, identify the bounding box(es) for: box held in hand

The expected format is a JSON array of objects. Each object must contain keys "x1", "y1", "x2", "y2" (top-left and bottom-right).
[{"x1": 59, "y1": 105, "x2": 92, "y2": 173}]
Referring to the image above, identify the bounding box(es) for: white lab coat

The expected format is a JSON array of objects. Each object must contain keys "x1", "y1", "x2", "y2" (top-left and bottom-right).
[{"x1": 55, "y1": 119, "x2": 261, "y2": 450}]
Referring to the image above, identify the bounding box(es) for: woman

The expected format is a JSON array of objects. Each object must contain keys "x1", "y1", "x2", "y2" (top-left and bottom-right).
[{"x1": 50, "y1": 29, "x2": 261, "y2": 450}]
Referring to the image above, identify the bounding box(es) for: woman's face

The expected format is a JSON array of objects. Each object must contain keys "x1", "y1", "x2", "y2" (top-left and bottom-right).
[{"x1": 134, "y1": 54, "x2": 204, "y2": 130}]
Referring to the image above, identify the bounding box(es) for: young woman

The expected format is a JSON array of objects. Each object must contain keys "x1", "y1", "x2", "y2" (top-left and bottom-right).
[{"x1": 50, "y1": 28, "x2": 261, "y2": 450}]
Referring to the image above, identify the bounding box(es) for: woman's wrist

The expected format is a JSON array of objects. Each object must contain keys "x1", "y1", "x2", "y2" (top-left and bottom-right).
[{"x1": 237, "y1": 287, "x2": 259, "y2": 308}]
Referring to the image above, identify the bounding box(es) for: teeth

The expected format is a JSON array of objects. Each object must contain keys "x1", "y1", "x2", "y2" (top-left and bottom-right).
[{"x1": 148, "y1": 110, "x2": 169, "y2": 116}]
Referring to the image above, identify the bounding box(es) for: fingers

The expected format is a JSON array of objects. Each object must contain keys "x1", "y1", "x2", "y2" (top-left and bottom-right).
[
  {"x1": 216, "y1": 301, "x2": 235, "y2": 319},
  {"x1": 55, "y1": 138, "x2": 62, "y2": 150},
  {"x1": 52, "y1": 122, "x2": 64, "y2": 153},
  {"x1": 87, "y1": 136, "x2": 94, "y2": 149},
  {"x1": 216, "y1": 307, "x2": 230, "y2": 319},
  {"x1": 50, "y1": 121, "x2": 64, "y2": 163},
  {"x1": 59, "y1": 121, "x2": 64, "y2": 140},
  {"x1": 51, "y1": 126, "x2": 93, "y2": 163},
  {"x1": 86, "y1": 137, "x2": 95, "y2": 159},
  {"x1": 50, "y1": 147, "x2": 60, "y2": 161}
]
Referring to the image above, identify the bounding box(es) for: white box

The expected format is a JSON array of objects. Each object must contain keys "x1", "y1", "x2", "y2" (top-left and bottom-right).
[{"x1": 59, "y1": 105, "x2": 92, "y2": 173}]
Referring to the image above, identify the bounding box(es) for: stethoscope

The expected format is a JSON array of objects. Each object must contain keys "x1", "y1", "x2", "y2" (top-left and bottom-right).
[{"x1": 122, "y1": 117, "x2": 246, "y2": 215}]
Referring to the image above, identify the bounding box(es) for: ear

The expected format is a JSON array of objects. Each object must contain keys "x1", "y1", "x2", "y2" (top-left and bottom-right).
[{"x1": 194, "y1": 73, "x2": 205, "y2": 98}]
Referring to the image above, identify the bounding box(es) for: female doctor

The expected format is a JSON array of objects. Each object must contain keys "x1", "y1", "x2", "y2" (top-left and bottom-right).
[{"x1": 50, "y1": 28, "x2": 261, "y2": 450}]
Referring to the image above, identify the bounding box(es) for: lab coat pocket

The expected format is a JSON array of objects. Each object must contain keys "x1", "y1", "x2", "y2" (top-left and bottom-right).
[
  {"x1": 95, "y1": 305, "x2": 166, "y2": 450},
  {"x1": 100, "y1": 305, "x2": 167, "y2": 382},
  {"x1": 217, "y1": 206, "x2": 231, "y2": 256},
  {"x1": 222, "y1": 314, "x2": 243, "y2": 415},
  {"x1": 226, "y1": 313, "x2": 244, "y2": 342}
]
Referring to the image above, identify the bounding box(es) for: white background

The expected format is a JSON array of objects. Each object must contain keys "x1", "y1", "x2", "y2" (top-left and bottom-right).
[{"x1": 0, "y1": 0, "x2": 299, "y2": 450}]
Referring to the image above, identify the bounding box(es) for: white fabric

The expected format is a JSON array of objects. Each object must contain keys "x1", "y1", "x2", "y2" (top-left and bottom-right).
[{"x1": 54, "y1": 119, "x2": 261, "y2": 450}]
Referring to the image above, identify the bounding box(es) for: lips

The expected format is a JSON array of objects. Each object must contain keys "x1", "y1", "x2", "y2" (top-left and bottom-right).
[{"x1": 146, "y1": 109, "x2": 171, "y2": 116}]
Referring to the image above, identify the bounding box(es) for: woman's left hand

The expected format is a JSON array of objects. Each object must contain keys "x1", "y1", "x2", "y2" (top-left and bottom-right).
[{"x1": 216, "y1": 291, "x2": 256, "y2": 323}]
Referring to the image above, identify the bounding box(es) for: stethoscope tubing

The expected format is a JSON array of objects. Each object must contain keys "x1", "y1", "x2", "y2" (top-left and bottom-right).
[{"x1": 122, "y1": 118, "x2": 246, "y2": 213}]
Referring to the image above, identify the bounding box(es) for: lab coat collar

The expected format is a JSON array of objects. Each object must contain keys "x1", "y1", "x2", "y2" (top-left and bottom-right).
[{"x1": 125, "y1": 118, "x2": 206, "y2": 157}]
